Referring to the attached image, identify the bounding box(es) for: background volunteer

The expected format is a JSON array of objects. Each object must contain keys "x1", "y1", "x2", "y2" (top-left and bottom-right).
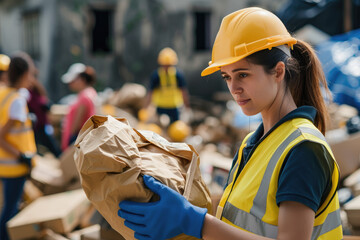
[
  {"x1": 0, "y1": 52, "x2": 37, "y2": 240},
  {"x1": 28, "y1": 74, "x2": 61, "y2": 158},
  {"x1": 144, "y1": 47, "x2": 190, "y2": 124},
  {"x1": 61, "y1": 63, "x2": 97, "y2": 151},
  {"x1": 118, "y1": 7, "x2": 343, "y2": 240}
]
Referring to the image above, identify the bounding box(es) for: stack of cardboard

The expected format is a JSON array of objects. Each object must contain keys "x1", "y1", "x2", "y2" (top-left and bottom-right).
[
  {"x1": 30, "y1": 145, "x2": 81, "y2": 196},
  {"x1": 344, "y1": 195, "x2": 360, "y2": 236},
  {"x1": 7, "y1": 189, "x2": 90, "y2": 240},
  {"x1": 326, "y1": 129, "x2": 360, "y2": 179}
]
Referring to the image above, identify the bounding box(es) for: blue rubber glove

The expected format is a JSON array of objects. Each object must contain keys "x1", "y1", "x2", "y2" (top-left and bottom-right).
[{"x1": 118, "y1": 175, "x2": 207, "y2": 240}]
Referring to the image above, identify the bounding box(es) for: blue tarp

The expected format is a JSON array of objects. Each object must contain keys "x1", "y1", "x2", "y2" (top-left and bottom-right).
[
  {"x1": 277, "y1": 0, "x2": 345, "y2": 36},
  {"x1": 316, "y1": 28, "x2": 360, "y2": 112}
]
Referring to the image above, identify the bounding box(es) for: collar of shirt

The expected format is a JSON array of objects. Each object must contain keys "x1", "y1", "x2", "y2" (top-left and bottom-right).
[{"x1": 246, "y1": 105, "x2": 317, "y2": 147}]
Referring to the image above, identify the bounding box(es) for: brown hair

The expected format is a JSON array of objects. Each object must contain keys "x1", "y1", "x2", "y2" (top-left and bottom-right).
[
  {"x1": 79, "y1": 66, "x2": 96, "y2": 86},
  {"x1": 246, "y1": 40, "x2": 330, "y2": 134},
  {"x1": 288, "y1": 40, "x2": 330, "y2": 134}
]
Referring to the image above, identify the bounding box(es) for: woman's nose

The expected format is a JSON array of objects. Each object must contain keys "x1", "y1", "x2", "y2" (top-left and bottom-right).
[{"x1": 228, "y1": 80, "x2": 243, "y2": 94}]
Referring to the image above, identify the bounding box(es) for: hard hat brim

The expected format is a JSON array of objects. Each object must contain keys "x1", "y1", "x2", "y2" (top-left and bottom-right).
[
  {"x1": 201, "y1": 56, "x2": 242, "y2": 76},
  {"x1": 201, "y1": 37, "x2": 297, "y2": 77}
]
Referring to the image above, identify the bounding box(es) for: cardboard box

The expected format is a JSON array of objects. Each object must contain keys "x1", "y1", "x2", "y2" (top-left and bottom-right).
[
  {"x1": 43, "y1": 229, "x2": 69, "y2": 240},
  {"x1": 68, "y1": 224, "x2": 100, "y2": 240},
  {"x1": 344, "y1": 169, "x2": 360, "y2": 196},
  {"x1": 23, "y1": 180, "x2": 43, "y2": 205},
  {"x1": 344, "y1": 236, "x2": 360, "y2": 240},
  {"x1": 344, "y1": 195, "x2": 360, "y2": 229},
  {"x1": 59, "y1": 145, "x2": 79, "y2": 185},
  {"x1": 327, "y1": 129, "x2": 360, "y2": 178},
  {"x1": 31, "y1": 154, "x2": 66, "y2": 195},
  {"x1": 100, "y1": 227, "x2": 125, "y2": 240},
  {"x1": 7, "y1": 189, "x2": 90, "y2": 240}
]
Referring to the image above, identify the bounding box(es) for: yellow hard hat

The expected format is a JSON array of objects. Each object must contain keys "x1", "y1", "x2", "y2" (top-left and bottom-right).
[
  {"x1": 158, "y1": 47, "x2": 178, "y2": 66},
  {"x1": 167, "y1": 120, "x2": 190, "y2": 142},
  {"x1": 138, "y1": 108, "x2": 149, "y2": 122},
  {"x1": 201, "y1": 7, "x2": 297, "y2": 76},
  {"x1": 0, "y1": 54, "x2": 10, "y2": 71}
]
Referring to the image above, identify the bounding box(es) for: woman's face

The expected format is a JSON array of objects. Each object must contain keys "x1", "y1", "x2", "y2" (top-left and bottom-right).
[
  {"x1": 19, "y1": 62, "x2": 36, "y2": 89},
  {"x1": 68, "y1": 76, "x2": 86, "y2": 92},
  {"x1": 221, "y1": 58, "x2": 281, "y2": 116}
]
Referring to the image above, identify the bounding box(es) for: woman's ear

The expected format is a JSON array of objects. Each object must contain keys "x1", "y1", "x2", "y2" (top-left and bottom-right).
[{"x1": 274, "y1": 61, "x2": 286, "y2": 83}]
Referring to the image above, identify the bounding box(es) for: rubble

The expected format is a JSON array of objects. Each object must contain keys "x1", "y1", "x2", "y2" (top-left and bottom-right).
[{"x1": 4, "y1": 86, "x2": 360, "y2": 239}]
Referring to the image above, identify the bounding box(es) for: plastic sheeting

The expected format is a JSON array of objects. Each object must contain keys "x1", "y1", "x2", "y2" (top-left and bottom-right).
[{"x1": 317, "y1": 28, "x2": 360, "y2": 112}]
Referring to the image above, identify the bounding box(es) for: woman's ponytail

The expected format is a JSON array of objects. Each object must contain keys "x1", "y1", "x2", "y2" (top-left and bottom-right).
[{"x1": 287, "y1": 40, "x2": 331, "y2": 134}]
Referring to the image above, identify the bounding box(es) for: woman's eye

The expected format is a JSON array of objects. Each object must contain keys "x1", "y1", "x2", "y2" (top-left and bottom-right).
[
  {"x1": 239, "y1": 73, "x2": 248, "y2": 78},
  {"x1": 222, "y1": 75, "x2": 231, "y2": 81}
]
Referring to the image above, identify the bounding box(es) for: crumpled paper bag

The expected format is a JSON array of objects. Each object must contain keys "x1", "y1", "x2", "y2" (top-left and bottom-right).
[{"x1": 74, "y1": 115, "x2": 212, "y2": 240}]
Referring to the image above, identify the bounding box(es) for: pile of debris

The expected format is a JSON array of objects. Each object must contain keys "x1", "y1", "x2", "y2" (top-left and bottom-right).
[{"x1": 4, "y1": 83, "x2": 360, "y2": 239}]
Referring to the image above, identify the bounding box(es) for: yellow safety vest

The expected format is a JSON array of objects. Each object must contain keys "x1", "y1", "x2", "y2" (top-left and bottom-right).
[
  {"x1": 0, "y1": 87, "x2": 36, "y2": 178},
  {"x1": 152, "y1": 67, "x2": 184, "y2": 108},
  {"x1": 217, "y1": 118, "x2": 343, "y2": 239}
]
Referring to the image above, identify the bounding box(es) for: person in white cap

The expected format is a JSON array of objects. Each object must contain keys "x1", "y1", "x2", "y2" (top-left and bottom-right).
[{"x1": 61, "y1": 63, "x2": 97, "y2": 151}]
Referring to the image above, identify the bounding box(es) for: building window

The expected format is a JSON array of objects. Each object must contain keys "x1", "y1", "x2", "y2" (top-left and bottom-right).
[
  {"x1": 194, "y1": 11, "x2": 211, "y2": 51},
  {"x1": 90, "y1": 7, "x2": 114, "y2": 54},
  {"x1": 23, "y1": 10, "x2": 40, "y2": 59}
]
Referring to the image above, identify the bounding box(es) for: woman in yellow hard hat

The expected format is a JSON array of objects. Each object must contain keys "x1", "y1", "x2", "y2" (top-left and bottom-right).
[
  {"x1": 118, "y1": 7, "x2": 342, "y2": 240},
  {"x1": 0, "y1": 54, "x2": 10, "y2": 87},
  {"x1": 0, "y1": 52, "x2": 37, "y2": 240},
  {"x1": 144, "y1": 47, "x2": 190, "y2": 124}
]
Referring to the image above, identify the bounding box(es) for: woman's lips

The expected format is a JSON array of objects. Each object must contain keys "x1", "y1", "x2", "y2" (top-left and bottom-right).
[{"x1": 237, "y1": 99, "x2": 250, "y2": 106}]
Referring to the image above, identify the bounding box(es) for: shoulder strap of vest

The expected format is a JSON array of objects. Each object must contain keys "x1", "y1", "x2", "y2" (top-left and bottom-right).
[
  {"x1": 0, "y1": 89, "x2": 18, "y2": 109},
  {"x1": 226, "y1": 132, "x2": 254, "y2": 185},
  {"x1": 158, "y1": 67, "x2": 177, "y2": 86}
]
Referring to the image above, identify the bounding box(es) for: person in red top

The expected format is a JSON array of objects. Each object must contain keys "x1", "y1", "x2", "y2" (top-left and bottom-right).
[{"x1": 61, "y1": 63, "x2": 97, "y2": 151}]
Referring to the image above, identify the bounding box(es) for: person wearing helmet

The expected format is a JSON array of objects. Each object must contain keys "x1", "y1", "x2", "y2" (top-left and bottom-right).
[
  {"x1": 117, "y1": 7, "x2": 343, "y2": 240},
  {"x1": 0, "y1": 54, "x2": 10, "y2": 87},
  {"x1": 61, "y1": 63, "x2": 98, "y2": 151},
  {"x1": 144, "y1": 47, "x2": 190, "y2": 124},
  {"x1": 0, "y1": 52, "x2": 37, "y2": 240}
]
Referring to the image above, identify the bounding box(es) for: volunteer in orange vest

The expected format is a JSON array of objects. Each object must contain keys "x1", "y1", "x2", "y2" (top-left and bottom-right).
[
  {"x1": 144, "y1": 47, "x2": 190, "y2": 124},
  {"x1": 118, "y1": 7, "x2": 343, "y2": 240},
  {"x1": 0, "y1": 52, "x2": 37, "y2": 240}
]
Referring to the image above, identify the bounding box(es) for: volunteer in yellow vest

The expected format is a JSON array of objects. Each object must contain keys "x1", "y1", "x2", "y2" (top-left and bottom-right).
[
  {"x1": 145, "y1": 47, "x2": 190, "y2": 124},
  {"x1": 0, "y1": 53, "x2": 37, "y2": 240},
  {"x1": 118, "y1": 7, "x2": 343, "y2": 240}
]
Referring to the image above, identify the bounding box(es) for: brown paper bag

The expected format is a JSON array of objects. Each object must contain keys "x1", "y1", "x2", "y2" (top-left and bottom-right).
[{"x1": 74, "y1": 115, "x2": 212, "y2": 240}]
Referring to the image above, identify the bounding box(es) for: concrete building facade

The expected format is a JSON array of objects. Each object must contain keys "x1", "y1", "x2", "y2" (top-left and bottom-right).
[{"x1": 0, "y1": 0, "x2": 287, "y2": 102}]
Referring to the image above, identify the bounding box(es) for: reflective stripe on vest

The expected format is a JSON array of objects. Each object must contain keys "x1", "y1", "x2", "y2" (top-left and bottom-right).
[
  {"x1": 227, "y1": 161, "x2": 238, "y2": 186},
  {"x1": 9, "y1": 126, "x2": 33, "y2": 134},
  {"x1": 152, "y1": 67, "x2": 183, "y2": 108},
  {"x1": 223, "y1": 202, "x2": 341, "y2": 240},
  {"x1": 0, "y1": 159, "x2": 19, "y2": 165},
  {"x1": 221, "y1": 126, "x2": 341, "y2": 238}
]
